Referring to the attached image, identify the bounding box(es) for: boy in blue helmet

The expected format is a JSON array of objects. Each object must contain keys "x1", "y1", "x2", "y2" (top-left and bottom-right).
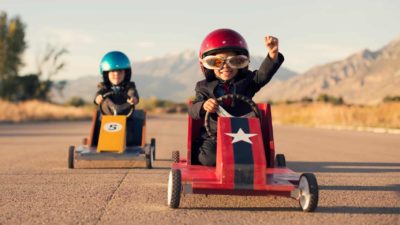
[{"x1": 94, "y1": 51, "x2": 139, "y2": 115}]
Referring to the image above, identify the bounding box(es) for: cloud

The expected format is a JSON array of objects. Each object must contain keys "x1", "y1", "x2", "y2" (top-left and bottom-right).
[
  {"x1": 37, "y1": 28, "x2": 96, "y2": 45},
  {"x1": 308, "y1": 43, "x2": 357, "y2": 58},
  {"x1": 283, "y1": 42, "x2": 365, "y2": 72},
  {"x1": 135, "y1": 41, "x2": 155, "y2": 48}
]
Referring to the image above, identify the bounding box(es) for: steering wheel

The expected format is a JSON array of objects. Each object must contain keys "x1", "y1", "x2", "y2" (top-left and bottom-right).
[
  {"x1": 99, "y1": 91, "x2": 134, "y2": 117},
  {"x1": 204, "y1": 94, "x2": 260, "y2": 138}
]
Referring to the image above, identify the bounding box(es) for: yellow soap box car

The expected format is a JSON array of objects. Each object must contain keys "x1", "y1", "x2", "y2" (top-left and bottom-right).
[{"x1": 68, "y1": 92, "x2": 156, "y2": 169}]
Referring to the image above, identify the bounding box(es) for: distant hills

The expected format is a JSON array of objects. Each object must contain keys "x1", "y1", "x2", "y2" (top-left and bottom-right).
[
  {"x1": 53, "y1": 50, "x2": 297, "y2": 103},
  {"x1": 56, "y1": 37, "x2": 400, "y2": 105},
  {"x1": 254, "y1": 37, "x2": 400, "y2": 104}
]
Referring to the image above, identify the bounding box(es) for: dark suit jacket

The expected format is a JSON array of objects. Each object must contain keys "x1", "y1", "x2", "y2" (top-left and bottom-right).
[
  {"x1": 94, "y1": 81, "x2": 139, "y2": 105},
  {"x1": 189, "y1": 53, "x2": 284, "y2": 120}
]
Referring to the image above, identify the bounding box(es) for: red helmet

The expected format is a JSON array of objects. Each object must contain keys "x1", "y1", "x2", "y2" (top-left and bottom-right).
[{"x1": 199, "y1": 28, "x2": 249, "y2": 76}]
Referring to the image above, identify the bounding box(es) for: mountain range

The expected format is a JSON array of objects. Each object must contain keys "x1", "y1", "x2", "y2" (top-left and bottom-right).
[
  {"x1": 53, "y1": 50, "x2": 297, "y2": 103},
  {"x1": 55, "y1": 37, "x2": 400, "y2": 105},
  {"x1": 254, "y1": 37, "x2": 400, "y2": 104}
]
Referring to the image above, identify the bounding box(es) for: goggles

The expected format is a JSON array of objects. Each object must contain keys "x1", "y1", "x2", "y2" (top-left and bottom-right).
[{"x1": 201, "y1": 55, "x2": 250, "y2": 70}]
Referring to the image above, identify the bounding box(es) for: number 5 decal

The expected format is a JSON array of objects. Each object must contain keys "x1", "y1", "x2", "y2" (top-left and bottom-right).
[{"x1": 104, "y1": 122, "x2": 122, "y2": 132}]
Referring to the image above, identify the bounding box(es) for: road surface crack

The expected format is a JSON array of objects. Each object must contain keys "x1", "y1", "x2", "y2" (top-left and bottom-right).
[{"x1": 95, "y1": 172, "x2": 128, "y2": 225}]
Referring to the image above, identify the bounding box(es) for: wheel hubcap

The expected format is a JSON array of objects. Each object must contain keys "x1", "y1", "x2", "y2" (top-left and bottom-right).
[
  {"x1": 299, "y1": 176, "x2": 311, "y2": 209},
  {"x1": 167, "y1": 171, "x2": 173, "y2": 205}
]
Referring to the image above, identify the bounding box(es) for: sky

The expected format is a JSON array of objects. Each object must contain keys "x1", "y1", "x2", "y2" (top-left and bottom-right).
[{"x1": 2, "y1": 0, "x2": 400, "y2": 80}]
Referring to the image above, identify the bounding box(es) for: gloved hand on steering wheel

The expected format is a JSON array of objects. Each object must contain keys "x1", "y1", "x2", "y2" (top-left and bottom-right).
[
  {"x1": 98, "y1": 91, "x2": 135, "y2": 116},
  {"x1": 204, "y1": 94, "x2": 260, "y2": 138}
]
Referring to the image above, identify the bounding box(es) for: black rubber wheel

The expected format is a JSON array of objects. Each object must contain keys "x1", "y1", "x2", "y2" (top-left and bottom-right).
[
  {"x1": 151, "y1": 138, "x2": 156, "y2": 161},
  {"x1": 167, "y1": 169, "x2": 182, "y2": 208},
  {"x1": 145, "y1": 146, "x2": 154, "y2": 169},
  {"x1": 68, "y1": 145, "x2": 75, "y2": 169},
  {"x1": 298, "y1": 173, "x2": 319, "y2": 212},
  {"x1": 172, "y1": 151, "x2": 180, "y2": 163},
  {"x1": 276, "y1": 154, "x2": 286, "y2": 168}
]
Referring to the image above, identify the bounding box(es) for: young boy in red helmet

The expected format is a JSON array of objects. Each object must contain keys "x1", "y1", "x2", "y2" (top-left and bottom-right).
[{"x1": 189, "y1": 28, "x2": 284, "y2": 166}]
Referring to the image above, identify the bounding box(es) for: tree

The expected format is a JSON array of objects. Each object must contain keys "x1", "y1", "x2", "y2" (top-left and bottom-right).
[
  {"x1": 0, "y1": 11, "x2": 68, "y2": 101},
  {"x1": 53, "y1": 80, "x2": 68, "y2": 97},
  {"x1": 35, "y1": 44, "x2": 68, "y2": 101},
  {"x1": 0, "y1": 11, "x2": 68, "y2": 102},
  {"x1": 0, "y1": 74, "x2": 40, "y2": 101},
  {"x1": 0, "y1": 11, "x2": 27, "y2": 101},
  {"x1": 0, "y1": 11, "x2": 26, "y2": 81}
]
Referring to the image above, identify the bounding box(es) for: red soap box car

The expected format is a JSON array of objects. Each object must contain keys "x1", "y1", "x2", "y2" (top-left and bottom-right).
[{"x1": 167, "y1": 94, "x2": 319, "y2": 212}]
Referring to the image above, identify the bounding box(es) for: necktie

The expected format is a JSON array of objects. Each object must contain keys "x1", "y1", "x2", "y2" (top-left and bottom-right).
[{"x1": 222, "y1": 83, "x2": 232, "y2": 106}]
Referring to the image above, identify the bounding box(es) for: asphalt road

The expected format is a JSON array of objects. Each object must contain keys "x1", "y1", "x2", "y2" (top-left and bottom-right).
[{"x1": 0, "y1": 114, "x2": 399, "y2": 225}]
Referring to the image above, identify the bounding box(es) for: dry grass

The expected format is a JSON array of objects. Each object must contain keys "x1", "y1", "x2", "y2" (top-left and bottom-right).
[
  {"x1": 0, "y1": 100, "x2": 93, "y2": 123},
  {"x1": 1, "y1": 100, "x2": 400, "y2": 129},
  {"x1": 271, "y1": 102, "x2": 400, "y2": 129}
]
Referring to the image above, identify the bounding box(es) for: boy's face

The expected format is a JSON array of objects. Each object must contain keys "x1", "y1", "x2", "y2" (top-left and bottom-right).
[
  {"x1": 108, "y1": 70, "x2": 125, "y2": 85},
  {"x1": 213, "y1": 51, "x2": 239, "y2": 81}
]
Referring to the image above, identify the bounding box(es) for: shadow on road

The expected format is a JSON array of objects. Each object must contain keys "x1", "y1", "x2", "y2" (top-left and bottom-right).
[
  {"x1": 320, "y1": 184, "x2": 400, "y2": 192},
  {"x1": 0, "y1": 132, "x2": 87, "y2": 137},
  {"x1": 181, "y1": 206, "x2": 298, "y2": 212},
  {"x1": 182, "y1": 206, "x2": 400, "y2": 214},
  {"x1": 154, "y1": 159, "x2": 173, "y2": 162},
  {"x1": 288, "y1": 161, "x2": 400, "y2": 173},
  {"x1": 317, "y1": 206, "x2": 400, "y2": 214},
  {"x1": 69, "y1": 166, "x2": 171, "y2": 171}
]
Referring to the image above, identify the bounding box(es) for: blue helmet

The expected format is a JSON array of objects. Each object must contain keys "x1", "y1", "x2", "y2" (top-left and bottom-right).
[{"x1": 100, "y1": 51, "x2": 132, "y2": 82}]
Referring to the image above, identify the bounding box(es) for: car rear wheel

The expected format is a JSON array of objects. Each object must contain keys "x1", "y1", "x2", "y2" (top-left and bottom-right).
[
  {"x1": 151, "y1": 138, "x2": 156, "y2": 160},
  {"x1": 276, "y1": 154, "x2": 286, "y2": 167},
  {"x1": 145, "y1": 146, "x2": 154, "y2": 169},
  {"x1": 68, "y1": 145, "x2": 75, "y2": 169},
  {"x1": 82, "y1": 138, "x2": 88, "y2": 145},
  {"x1": 298, "y1": 173, "x2": 319, "y2": 212},
  {"x1": 167, "y1": 169, "x2": 181, "y2": 208},
  {"x1": 172, "y1": 151, "x2": 180, "y2": 163}
]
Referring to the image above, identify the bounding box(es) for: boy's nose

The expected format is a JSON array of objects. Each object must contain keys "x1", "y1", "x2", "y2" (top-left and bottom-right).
[{"x1": 221, "y1": 62, "x2": 230, "y2": 69}]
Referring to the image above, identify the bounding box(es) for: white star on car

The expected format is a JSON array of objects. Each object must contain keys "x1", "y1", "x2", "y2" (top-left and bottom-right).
[{"x1": 225, "y1": 128, "x2": 257, "y2": 144}]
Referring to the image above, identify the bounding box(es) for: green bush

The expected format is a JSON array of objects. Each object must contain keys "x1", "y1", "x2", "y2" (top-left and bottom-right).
[
  {"x1": 136, "y1": 97, "x2": 188, "y2": 113},
  {"x1": 0, "y1": 74, "x2": 42, "y2": 101},
  {"x1": 316, "y1": 94, "x2": 344, "y2": 105},
  {"x1": 285, "y1": 99, "x2": 296, "y2": 104},
  {"x1": 66, "y1": 96, "x2": 86, "y2": 107},
  {"x1": 383, "y1": 95, "x2": 400, "y2": 103},
  {"x1": 300, "y1": 96, "x2": 313, "y2": 103}
]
